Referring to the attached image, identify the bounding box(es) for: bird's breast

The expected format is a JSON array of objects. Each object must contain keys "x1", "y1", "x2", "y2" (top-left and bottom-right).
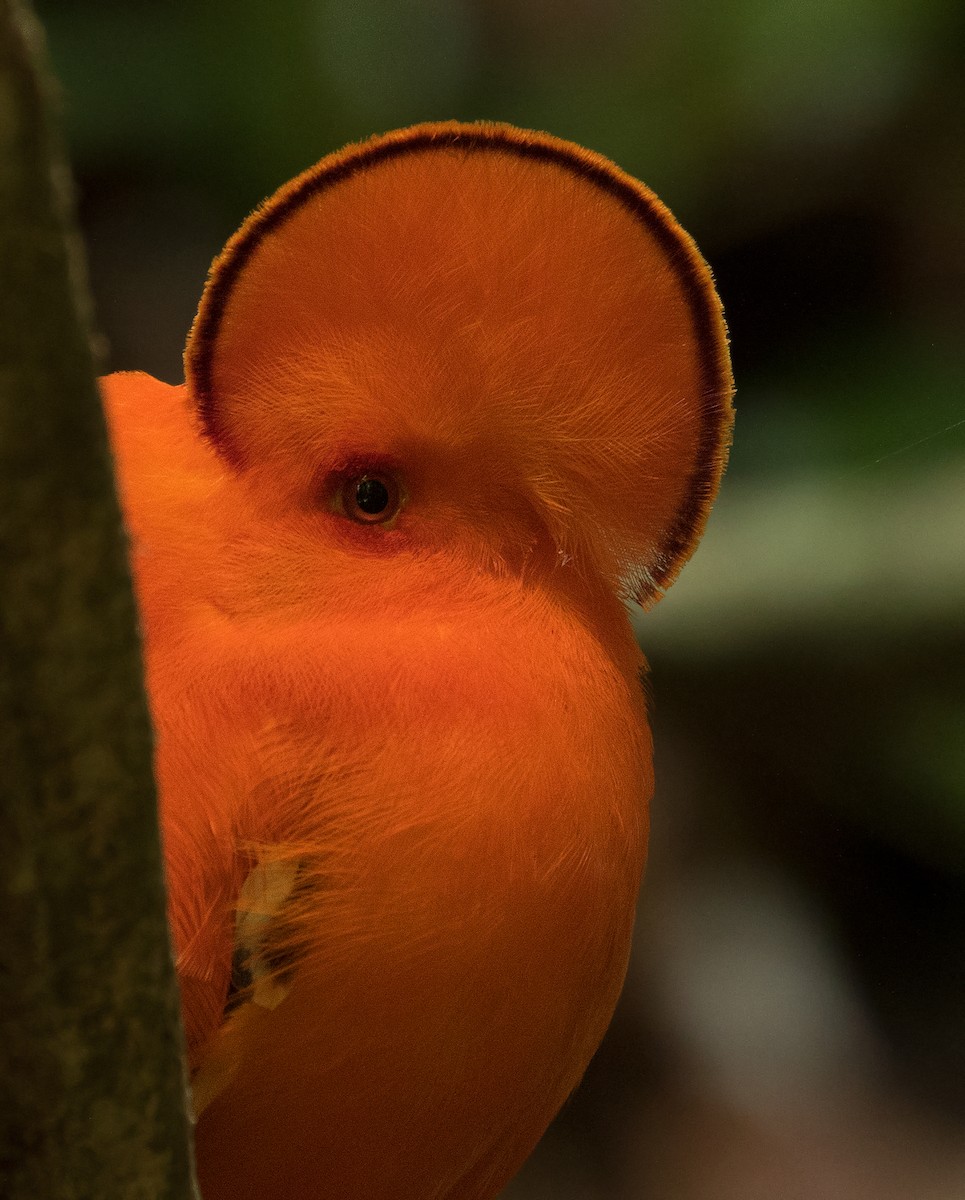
[{"x1": 177, "y1": 583, "x2": 651, "y2": 1200}]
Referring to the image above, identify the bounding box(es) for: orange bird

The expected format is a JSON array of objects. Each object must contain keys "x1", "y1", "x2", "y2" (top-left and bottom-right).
[{"x1": 100, "y1": 122, "x2": 733, "y2": 1200}]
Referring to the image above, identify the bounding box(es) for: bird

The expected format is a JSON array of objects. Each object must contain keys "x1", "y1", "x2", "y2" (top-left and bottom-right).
[{"x1": 99, "y1": 120, "x2": 733, "y2": 1200}]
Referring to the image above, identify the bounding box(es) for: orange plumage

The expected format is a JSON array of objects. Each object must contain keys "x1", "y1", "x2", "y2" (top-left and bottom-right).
[{"x1": 100, "y1": 122, "x2": 733, "y2": 1200}]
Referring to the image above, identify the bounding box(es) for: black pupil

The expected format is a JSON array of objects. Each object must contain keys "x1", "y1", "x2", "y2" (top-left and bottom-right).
[{"x1": 355, "y1": 477, "x2": 390, "y2": 515}]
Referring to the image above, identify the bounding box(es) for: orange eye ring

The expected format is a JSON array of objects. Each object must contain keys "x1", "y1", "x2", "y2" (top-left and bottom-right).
[{"x1": 339, "y1": 473, "x2": 402, "y2": 525}]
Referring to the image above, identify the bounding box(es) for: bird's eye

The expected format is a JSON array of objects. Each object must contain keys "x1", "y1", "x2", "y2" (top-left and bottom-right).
[{"x1": 340, "y1": 473, "x2": 402, "y2": 525}]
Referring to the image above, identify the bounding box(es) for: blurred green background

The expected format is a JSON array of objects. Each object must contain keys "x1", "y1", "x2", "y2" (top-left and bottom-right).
[{"x1": 36, "y1": 1, "x2": 965, "y2": 1195}]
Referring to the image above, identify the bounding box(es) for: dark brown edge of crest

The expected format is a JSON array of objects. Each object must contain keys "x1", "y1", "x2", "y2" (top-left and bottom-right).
[{"x1": 188, "y1": 123, "x2": 733, "y2": 597}]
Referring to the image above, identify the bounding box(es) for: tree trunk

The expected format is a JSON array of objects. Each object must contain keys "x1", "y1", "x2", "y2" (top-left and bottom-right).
[{"x1": 0, "y1": 2, "x2": 198, "y2": 1196}]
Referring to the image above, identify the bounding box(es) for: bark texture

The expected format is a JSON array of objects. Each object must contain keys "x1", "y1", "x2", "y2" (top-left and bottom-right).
[{"x1": 0, "y1": 2, "x2": 198, "y2": 1196}]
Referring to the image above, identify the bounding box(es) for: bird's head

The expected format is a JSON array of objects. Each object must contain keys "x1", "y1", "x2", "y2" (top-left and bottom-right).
[{"x1": 185, "y1": 122, "x2": 733, "y2": 613}]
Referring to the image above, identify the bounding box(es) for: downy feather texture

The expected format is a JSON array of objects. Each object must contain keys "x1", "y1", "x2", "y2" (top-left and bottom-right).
[{"x1": 100, "y1": 121, "x2": 733, "y2": 1200}]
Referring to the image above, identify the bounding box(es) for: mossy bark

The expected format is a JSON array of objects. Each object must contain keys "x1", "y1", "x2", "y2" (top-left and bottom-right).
[{"x1": 0, "y1": 2, "x2": 197, "y2": 1196}]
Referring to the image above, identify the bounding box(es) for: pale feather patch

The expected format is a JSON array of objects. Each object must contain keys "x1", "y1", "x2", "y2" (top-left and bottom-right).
[
  {"x1": 189, "y1": 857, "x2": 300, "y2": 1118},
  {"x1": 234, "y1": 857, "x2": 300, "y2": 1010}
]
